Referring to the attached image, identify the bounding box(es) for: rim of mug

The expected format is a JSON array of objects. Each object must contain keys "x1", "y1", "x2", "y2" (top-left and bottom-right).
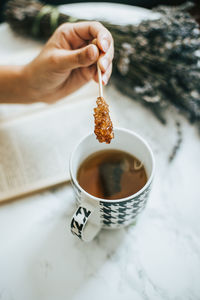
[{"x1": 69, "y1": 127, "x2": 155, "y2": 203}]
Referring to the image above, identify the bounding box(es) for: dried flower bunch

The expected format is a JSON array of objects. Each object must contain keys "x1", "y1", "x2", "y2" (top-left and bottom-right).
[
  {"x1": 4, "y1": 0, "x2": 200, "y2": 132},
  {"x1": 111, "y1": 3, "x2": 200, "y2": 129}
]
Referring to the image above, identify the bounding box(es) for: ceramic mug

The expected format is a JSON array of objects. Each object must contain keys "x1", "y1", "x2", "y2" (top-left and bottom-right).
[{"x1": 70, "y1": 128, "x2": 155, "y2": 242}]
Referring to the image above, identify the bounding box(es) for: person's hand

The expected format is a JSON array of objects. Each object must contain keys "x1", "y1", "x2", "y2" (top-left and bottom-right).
[{"x1": 23, "y1": 21, "x2": 114, "y2": 103}]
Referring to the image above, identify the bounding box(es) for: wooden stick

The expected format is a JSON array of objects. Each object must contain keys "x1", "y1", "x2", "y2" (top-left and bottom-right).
[{"x1": 97, "y1": 62, "x2": 103, "y2": 98}]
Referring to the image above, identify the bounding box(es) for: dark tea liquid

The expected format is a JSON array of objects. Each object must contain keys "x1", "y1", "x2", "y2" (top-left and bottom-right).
[{"x1": 77, "y1": 150, "x2": 147, "y2": 200}]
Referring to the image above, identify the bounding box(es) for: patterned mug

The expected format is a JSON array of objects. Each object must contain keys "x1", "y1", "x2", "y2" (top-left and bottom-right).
[{"x1": 70, "y1": 128, "x2": 155, "y2": 242}]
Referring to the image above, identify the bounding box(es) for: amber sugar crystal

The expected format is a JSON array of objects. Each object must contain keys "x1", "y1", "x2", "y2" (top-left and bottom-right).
[{"x1": 94, "y1": 96, "x2": 114, "y2": 144}]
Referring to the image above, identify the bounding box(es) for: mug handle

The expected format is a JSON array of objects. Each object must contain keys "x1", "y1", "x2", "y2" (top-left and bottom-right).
[{"x1": 70, "y1": 203, "x2": 101, "y2": 242}]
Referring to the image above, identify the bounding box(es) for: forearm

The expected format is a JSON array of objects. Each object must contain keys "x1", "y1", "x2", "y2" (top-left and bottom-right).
[{"x1": 0, "y1": 65, "x2": 32, "y2": 103}]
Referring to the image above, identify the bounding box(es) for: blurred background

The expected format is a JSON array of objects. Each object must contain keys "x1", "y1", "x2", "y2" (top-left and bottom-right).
[{"x1": 0, "y1": 0, "x2": 196, "y2": 23}]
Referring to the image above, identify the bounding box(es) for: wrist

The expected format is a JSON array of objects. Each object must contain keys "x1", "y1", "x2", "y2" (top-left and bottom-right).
[
  {"x1": 0, "y1": 65, "x2": 32, "y2": 103},
  {"x1": 21, "y1": 64, "x2": 39, "y2": 102}
]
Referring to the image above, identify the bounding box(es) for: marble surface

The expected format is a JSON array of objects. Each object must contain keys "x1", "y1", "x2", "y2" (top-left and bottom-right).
[{"x1": 1, "y1": 4, "x2": 200, "y2": 300}]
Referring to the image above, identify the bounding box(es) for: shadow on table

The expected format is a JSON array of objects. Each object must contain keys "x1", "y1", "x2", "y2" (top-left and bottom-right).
[{"x1": 27, "y1": 208, "x2": 127, "y2": 300}]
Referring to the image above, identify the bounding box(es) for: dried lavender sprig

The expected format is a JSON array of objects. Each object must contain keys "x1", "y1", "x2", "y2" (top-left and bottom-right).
[{"x1": 169, "y1": 121, "x2": 183, "y2": 162}]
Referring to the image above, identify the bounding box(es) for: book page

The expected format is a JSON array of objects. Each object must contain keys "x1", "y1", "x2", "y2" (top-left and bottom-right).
[{"x1": 0, "y1": 97, "x2": 96, "y2": 202}]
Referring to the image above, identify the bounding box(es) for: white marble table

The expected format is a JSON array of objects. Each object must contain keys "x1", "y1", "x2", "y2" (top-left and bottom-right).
[{"x1": 0, "y1": 4, "x2": 200, "y2": 300}]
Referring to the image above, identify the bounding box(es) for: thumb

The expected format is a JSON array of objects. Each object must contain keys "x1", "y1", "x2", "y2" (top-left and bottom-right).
[{"x1": 58, "y1": 44, "x2": 99, "y2": 70}]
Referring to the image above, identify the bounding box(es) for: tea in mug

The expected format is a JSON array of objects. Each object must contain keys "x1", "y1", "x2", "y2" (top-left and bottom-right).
[{"x1": 77, "y1": 150, "x2": 147, "y2": 200}]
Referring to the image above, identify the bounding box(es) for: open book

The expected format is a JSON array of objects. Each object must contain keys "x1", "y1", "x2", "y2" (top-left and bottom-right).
[{"x1": 0, "y1": 83, "x2": 99, "y2": 203}]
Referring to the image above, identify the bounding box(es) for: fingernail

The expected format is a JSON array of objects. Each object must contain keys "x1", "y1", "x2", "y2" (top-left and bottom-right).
[
  {"x1": 101, "y1": 58, "x2": 108, "y2": 70},
  {"x1": 101, "y1": 39, "x2": 109, "y2": 52},
  {"x1": 88, "y1": 44, "x2": 98, "y2": 61},
  {"x1": 102, "y1": 74, "x2": 108, "y2": 85}
]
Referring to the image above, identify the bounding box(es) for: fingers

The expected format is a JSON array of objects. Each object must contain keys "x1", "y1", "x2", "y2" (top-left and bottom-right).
[
  {"x1": 59, "y1": 65, "x2": 97, "y2": 97},
  {"x1": 91, "y1": 34, "x2": 114, "y2": 85},
  {"x1": 98, "y1": 42, "x2": 114, "y2": 73},
  {"x1": 54, "y1": 21, "x2": 114, "y2": 75},
  {"x1": 39, "y1": 65, "x2": 97, "y2": 103},
  {"x1": 57, "y1": 44, "x2": 99, "y2": 70},
  {"x1": 73, "y1": 21, "x2": 113, "y2": 52},
  {"x1": 56, "y1": 22, "x2": 113, "y2": 52},
  {"x1": 93, "y1": 62, "x2": 112, "y2": 85},
  {"x1": 102, "y1": 63, "x2": 112, "y2": 85},
  {"x1": 92, "y1": 41, "x2": 113, "y2": 85}
]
